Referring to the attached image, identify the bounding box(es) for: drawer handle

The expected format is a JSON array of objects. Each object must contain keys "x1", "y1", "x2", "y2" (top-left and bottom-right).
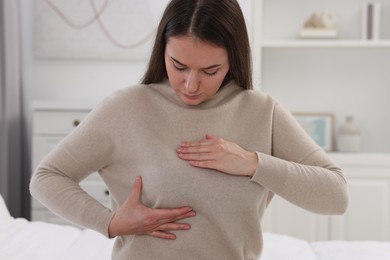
[
  {"x1": 73, "y1": 119, "x2": 80, "y2": 127},
  {"x1": 105, "y1": 190, "x2": 109, "y2": 196}
]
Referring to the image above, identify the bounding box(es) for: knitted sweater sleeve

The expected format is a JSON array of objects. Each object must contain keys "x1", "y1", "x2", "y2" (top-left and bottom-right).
[
  {"x1": 251, "y1": 103, "x2": 349, "y2": 215},
  {"x1": 29, "y1": 95, "x2": 119, "y2": 237}
]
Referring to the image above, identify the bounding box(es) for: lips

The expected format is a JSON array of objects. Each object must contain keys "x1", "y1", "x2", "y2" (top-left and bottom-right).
[{"x1": 183, "y1": 93, "x2": 201, "y2": 100}]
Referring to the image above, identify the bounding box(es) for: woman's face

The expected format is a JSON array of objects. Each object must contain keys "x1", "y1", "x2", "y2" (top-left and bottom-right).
[{"x1": 165, "y1": 36, "x2": 230, "y2": 106}]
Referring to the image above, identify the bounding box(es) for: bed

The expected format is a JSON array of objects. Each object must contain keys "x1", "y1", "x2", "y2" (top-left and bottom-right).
[{"x1": 1, "y1": 195, "x2": 390, "y2": 260}]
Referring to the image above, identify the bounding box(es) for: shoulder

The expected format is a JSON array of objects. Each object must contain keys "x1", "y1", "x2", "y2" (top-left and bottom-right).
[
  {"x1": 242, "y1": 89, "x2": 276, "y2": 102},
  {"x1": 104, "y1": 83, "x2": 150, "y2": 103},
  {"x1": 83, "y1": 84, "x2": 147, "y2": 123},
  {"x1": 238, "y1": 87, "x2": 280, "y2": 111},
  {"x1": 231, "y1": 86, "x2": 296, "y2": 124},
  {"x1": 94, "y1": 82, "x2": 169, "y2": 112}
]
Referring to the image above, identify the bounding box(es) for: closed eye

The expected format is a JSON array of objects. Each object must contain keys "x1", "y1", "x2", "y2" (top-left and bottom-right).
[
  {"x1": 171, "y1": 58, "x2": 187, "y2": 71},
  {"x1": 173, "y1": 62, "x2": 187, "y2": 71},
  {"x1": 203, "y1": 70, "x2": 218, "y2": 76},
  {"x1": 170, "y1": 56, "x2": 220, "y2": 76}
]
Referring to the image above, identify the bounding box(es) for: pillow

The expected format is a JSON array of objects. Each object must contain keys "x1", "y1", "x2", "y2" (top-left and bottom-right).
[
  {"x1": 261, "y1": 232, "x2": 318, "y2": 260},
  {"x1": 0, "y1": 193, "x2": 11, "y2": 220}
]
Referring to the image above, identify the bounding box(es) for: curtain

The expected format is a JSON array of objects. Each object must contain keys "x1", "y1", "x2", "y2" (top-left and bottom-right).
[{"x1": 0, "y1": 0, "x2": 29, "y2": 218}]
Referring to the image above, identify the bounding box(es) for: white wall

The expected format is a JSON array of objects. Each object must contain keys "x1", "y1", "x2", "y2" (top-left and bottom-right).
[
  {"x1": 21, "y1": 0, "x2": 148, "y2": 105},
  {"x1": 262, "y1": 48, "x2": 390, "y2": 153},
  {"x1": 21, "y1": 0, "x2": 390, "y2": 153},
  {"x1": 21, "y1": 0, "x2": 253, "y2": 104},
  {"x1": 20, "y1": 0, "x2": 152, "y2": 176}
]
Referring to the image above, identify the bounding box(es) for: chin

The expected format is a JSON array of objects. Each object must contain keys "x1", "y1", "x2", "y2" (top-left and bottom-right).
[
  {"x1": 179, "y1": 94, "x2": 206, "y2": 106},
  {"x1": 181, "y1": 98, "x2": 203, "y2": 106}
]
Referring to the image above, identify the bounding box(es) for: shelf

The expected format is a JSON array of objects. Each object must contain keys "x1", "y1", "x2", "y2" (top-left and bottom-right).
[
  {"x1": 32, "y1": 100, "x2": 97, "y2": 111},
  {"x1": 329, "y1": 153, "x2": 390, "y2": 168},
  {"x1": 261, "y1": 40, "x2": 390, "y2": 48}
]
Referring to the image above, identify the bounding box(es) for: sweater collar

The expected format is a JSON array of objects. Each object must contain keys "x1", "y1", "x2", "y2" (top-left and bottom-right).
[{"x1": 149, "y1": 79, "x2": 243, "y2": 110}]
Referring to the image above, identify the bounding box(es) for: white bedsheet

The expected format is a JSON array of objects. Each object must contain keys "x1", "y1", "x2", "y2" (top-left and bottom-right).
[
  {"x1": 0, "y1": 194, "x2": 114, "y2": 260},
  {"x1": 2, "y1": 194, "x2": 390, "y2": 260},
  {"x1": 261, "y1": 233, "x2": 390, "y2": 260},
  {"x1": 0, "y1": 218, "x2": 114, "y2": 260},
  {"x1": 312, "y1": 240, "x2": 390, "y2": 260}
]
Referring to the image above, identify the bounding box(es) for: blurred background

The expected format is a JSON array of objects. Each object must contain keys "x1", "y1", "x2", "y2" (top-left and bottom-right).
[{"x1": 1, "y1": 0, "x2": 390, "y2": 242}]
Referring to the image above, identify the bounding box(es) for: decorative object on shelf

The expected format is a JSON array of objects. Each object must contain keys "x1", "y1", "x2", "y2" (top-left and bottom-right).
[
  {"x1": 299, "y1": 12, "x2": 338, "y2": 39},
  {"x1": 362, "y1": 2, "x2": 381, "y2": 40},
  {"x1": 337, "y1": 115, "x2": 361, "y2": 152},
  {"x1": 293, "y1": 113, "x2": 334, "y2": 152}
]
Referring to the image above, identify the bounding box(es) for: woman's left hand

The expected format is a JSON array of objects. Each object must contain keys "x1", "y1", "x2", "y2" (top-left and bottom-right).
[{"x1": 176, "y1": 134, "x2": 258, "y2": 177}]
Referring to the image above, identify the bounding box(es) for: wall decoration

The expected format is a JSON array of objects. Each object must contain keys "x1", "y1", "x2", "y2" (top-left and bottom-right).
[
  {"x1": 34, "y1": 0, "x2": 170, "y2": 60},
  {"x1": 294, "y1": 113, "x2": 334, "y2": 152}
]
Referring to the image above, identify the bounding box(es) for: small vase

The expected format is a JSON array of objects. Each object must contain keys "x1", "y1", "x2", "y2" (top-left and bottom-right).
[{"x1": 337, "y1": 116, "x2": 361, "y2": 152}]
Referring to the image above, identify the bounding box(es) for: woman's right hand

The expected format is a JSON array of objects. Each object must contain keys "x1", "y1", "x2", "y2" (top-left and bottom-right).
[{"x1": 108, "y1": 176, "x2": 196, "y2": 239}]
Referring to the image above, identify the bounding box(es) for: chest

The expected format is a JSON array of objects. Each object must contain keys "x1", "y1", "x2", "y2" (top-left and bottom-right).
[{"x1": 103, "y1": 106, "x2": 272, "y2": 213}]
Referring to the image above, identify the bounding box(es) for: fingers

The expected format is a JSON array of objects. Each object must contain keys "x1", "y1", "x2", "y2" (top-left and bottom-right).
[
  {"x1": 177, "y1": 151, "x2": 215, "y2": 161},
  {"x1": 136, "y1": 208, "x2": 194, "y2": 241},
  {"x1": 127, "y1": 176, "x2": 142, "y2": 204},
  {"x1": 179, "y1": 133, "x2": 220, "y2": 148},
  {"x1": 177, "y1": 134, "x2": 257, "y2": 176},
  {"x1": 177, "y1": 134, "x2": 224, "y2": 158},
  {"x1": 148, "y1": 222, "x2": 191, "y2": 240},
  {"x1": 149, "y1": 230, "x2": 176, "y2": 240},
  {"x1": 151, "y1": 206, "x2": 196, "y2": 224},
  {"x1": 177, "y1": 145, "x2": 213, "y2": 154},
  {"x1": 177, "y1": 136, "x2": 224, "y2": 163},
  {"x1": 148, "y1": 220, "x2": 192, "y2": 240},
  {"x1": 110, "y1": 177, "x2": 196, "y2": 239},
  {"x1": 205, "y1": 133, "x2": 217, "y2": 140},
  {"x1": 188, "y1": 160, "x2": 217, "y2": 170},
  {"x1": 158, "y1": 222, "x2": 191, "y2": 231}
]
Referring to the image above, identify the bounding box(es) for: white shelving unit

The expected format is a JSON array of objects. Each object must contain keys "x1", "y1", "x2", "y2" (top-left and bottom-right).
[
  {"x1": 253, "y1": 0, "x2": 390, "y2": 242},
  {"x1": 251, "y1": 0, "x2": 390, "y2": 153}
]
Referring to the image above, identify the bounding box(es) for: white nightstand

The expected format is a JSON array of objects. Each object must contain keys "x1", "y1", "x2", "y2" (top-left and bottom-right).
[{"x1": 31, "y1": 101, "x2": 110, "y2": 226}]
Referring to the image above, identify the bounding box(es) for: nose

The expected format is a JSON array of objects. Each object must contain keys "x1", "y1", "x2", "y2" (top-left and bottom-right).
[{"x1": 184, "y1": 71, "x2": 200, "y2": 93}]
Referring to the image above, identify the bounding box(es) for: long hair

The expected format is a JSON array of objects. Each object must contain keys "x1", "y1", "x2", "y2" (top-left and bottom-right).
[{"x1": 141, "y1": 0, "x2": 252, "y2": 90}]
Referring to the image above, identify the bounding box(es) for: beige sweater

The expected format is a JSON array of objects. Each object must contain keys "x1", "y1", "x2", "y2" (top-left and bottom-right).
[{"x1": 30, "y1": 80, "x2": 348, "y2": 260}]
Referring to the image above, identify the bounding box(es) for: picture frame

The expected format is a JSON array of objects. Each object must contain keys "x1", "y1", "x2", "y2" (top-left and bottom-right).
[{"x1": 293, "y1": 113, "x2": 334, "y2": 152}]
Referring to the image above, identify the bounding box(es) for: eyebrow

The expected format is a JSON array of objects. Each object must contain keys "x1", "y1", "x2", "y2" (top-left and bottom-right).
[{"x1": 170, "y1": 57, "x2": 222, "y2": 70}]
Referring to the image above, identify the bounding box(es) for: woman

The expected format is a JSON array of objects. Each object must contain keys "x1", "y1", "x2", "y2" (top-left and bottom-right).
[{"x1": 30, "y1": 0, "x2": 348, "y2": 259}]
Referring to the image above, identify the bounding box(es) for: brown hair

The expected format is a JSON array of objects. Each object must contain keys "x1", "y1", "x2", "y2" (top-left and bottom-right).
[{"x1": 141, "y1": 0, "x2": 252, "y2": 90}]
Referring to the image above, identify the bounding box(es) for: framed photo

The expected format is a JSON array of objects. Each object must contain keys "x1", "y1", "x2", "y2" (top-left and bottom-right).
[{"x1": 293, "y1": 113, "x2": 334, "y2": 152}]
